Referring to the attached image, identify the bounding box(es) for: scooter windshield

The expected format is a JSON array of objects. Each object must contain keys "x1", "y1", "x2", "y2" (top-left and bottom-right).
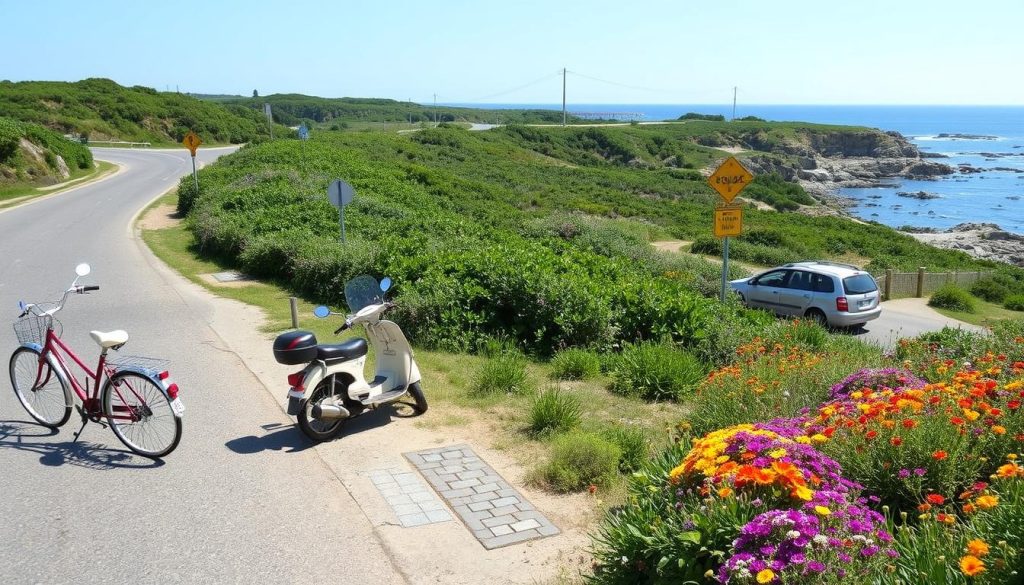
[{"x1": 345, "y1": 275, "x2": 384, "y2": 313}]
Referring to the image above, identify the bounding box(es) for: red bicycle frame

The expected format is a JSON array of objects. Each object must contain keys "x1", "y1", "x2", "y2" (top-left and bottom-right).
[{"x1": 39, "y1": 325, "x2": 146, "y2": 421}]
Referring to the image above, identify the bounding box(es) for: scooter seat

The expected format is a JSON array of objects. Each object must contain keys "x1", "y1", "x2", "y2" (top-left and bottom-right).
[{"x1": 317, "y1": 338, "x2": 368, "y2": 362}]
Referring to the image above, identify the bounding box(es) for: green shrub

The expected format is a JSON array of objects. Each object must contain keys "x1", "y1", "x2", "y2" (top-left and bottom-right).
[
  {"x1": 528, "y1": 387, "x2": 581, "y2": 436},
  {"x1": 1004, "y1": 294, "x2": 1024, "y2": 311},
  {"x1": 603, "y1": 426, "x2": 649, "y2": 472},
  {"x1": 470, "y1": 353, "x2": 531, "y2": 396},
  {"x1": 928, "y1": 284, "x2": 977, "y2": 313},
  {"x1": 534, "y1": 432, "x2": 621, "y2": 492},
  {"x1": 971, "y1": 276, "x2": 1012, "y2": 303},
  {"x1": 609, "y1": 342, "x2": 706, "y2": 401},
  {"x1": 549, "y1": 348, "x2": 601, "y2": 380}
]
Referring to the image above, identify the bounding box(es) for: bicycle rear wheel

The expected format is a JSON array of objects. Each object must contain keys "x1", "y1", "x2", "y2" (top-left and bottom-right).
[
  {"x1": 9, "y1": 347, "x2": 72, "y2": 427},
  {"x1": 102, "y1": 372, "x2": 182, "y2": 458}
]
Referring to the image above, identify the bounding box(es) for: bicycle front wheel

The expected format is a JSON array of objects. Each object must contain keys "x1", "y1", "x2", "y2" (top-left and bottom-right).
[
  {"x1": 102, "y1": 372, "x2": 182, "y2": 458},
  {"x1": 9, "y1": 347, "x2": 72, "y2": 427}
]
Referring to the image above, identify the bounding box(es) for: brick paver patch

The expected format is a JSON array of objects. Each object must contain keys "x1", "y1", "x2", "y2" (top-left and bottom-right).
[
  {"x1": 366, "y1": 467, "x2": 453, "y2": 527},
  {"x1": 405, "y1": 444, "x2": 559, "y2": 549}
]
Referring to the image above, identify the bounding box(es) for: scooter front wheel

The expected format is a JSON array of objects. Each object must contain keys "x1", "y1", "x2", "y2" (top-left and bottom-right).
[{"x1": 297, "y1": 379, "x2": 347, "y2": 442}]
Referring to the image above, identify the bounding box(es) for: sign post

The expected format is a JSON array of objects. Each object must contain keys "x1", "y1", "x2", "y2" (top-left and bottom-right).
[
  {"x1": 298, "y1": 124, "x2": 309, "y2": 175},
  {"x1": 327, "y1": 179, "x2": 355, "y2": 243},
  {"x1": 182, "y1": 131, "x2": 202, "y2": 192},
  {"x1": 707, "y1": 156, "x2": 753, "y2": 302},
  {"x1": 264, "y1": 103, "x2": 274, "y2": 140}
]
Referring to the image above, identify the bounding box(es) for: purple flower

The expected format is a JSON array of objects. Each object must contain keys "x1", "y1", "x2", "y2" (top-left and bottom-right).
[
  {"x1": 898, "y1": 469, "x2": 911, "y2": 479},
  {"x1": 914, "y1": 468, "x2": 926, "y2": 477}
]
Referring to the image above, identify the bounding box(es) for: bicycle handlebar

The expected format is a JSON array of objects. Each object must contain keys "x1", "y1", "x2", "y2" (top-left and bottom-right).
[{"x1": 80, "y1": 285, "x2": 100, "y2": 292}]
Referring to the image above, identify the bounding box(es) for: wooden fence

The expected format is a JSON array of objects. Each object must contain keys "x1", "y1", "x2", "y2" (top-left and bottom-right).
[{"x1": 875, "y1": 268, "x2": 991, "y2": 299}]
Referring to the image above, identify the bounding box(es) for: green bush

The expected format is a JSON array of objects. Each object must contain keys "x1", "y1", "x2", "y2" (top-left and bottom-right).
[
  {"x1": 549, "y1": 348, "x2": 601, "y2": 380},
  {"x1": 534, "y1": 432, "x2": 621, "y2": 492},
  {"x1": 1004, "y1": 294, "x2": 1024, "y2": 311},
  {"x1": 928, "y1": 284, "x2": 977, "y2": 313},
  {"x1": 603, "y1": 426, "x2": 650, "y2": 473},
  {"x1": 609, "y1": 342, "x2": 706, "y2": 401},
  {"x1": 528, "y1": 387, "x2": 581, "y2": 436},
  {"x1": 470, "y1": 353, "x2": 531, "y2": 397},
  {"x1": 971, "y1": 276, "x2": 1012, "y2": 303}
]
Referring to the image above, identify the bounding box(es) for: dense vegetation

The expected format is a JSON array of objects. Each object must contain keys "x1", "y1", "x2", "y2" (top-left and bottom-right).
[
  {"x1": 0, "y1": 116, "x2": 93, "y2": 185},
  {"x1": 178, "y1": 122, "x2": 1021, "y2": 357},
  {"x1": 209, "y1": 93, "x2": 580, "y2": 127},
  {"x1": 0, "y1": 78, "x2": 289, "y2": 144}
]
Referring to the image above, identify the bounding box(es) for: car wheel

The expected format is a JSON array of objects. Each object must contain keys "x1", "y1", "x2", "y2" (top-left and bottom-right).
[{"x1": 805, "y1": 309, "x2": 828, "y2": 328}]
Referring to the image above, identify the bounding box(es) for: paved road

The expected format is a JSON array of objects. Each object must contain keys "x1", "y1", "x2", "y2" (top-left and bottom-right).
[
  {"x1": 854, "y1": 297, "x2": 985, "y2": 348},
  {"x1": 0, "y1": 148, "x2": 402, "y2": 584}
]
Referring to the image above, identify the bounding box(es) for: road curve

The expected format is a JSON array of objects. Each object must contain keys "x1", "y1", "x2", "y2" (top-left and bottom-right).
[{"x1": 0, "y1": 148, "x2": 403, "y2": 584}]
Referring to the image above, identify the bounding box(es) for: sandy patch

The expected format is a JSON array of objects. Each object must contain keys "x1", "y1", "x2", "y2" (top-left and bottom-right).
[
  {"x1": 198, "y1": 273, "x2": 264, "y2": 288},
  {"x1": 138, "y1": 203, "x2": 183, "y2": 230},
  {"x1": 714, "y1": 145, "x2": 747, "y2": 154},
  {"x1": 651, "y1": 240, "x2": 692, "y2": 253}
]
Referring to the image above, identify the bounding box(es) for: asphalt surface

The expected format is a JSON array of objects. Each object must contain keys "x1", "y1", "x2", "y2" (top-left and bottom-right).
[
  {"x1": 853, "y1": 297, "x2": 985, "y2": 348},
  {"x1": 0, "y1": 148, "x2": 403, "y2": 584}
]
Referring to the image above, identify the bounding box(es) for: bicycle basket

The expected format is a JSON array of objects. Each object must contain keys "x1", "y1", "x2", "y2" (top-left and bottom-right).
[
  {"x1": 13, "y1": 314, "x2": 57, "y2": 345},
  {"x1": 107, "y1": 355, "x2": 171, "y2": 376}
]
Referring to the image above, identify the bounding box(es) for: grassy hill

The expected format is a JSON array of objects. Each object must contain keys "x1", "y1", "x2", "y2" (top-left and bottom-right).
[
  {"x1": 213, "y1": 93, "x2": 578, "y2": 128},
  {"x1": 0, "y1": 117, "x2": 93, "y2": 189},
  {"x1": 0, "y1": 78, "x2": 290, "y2": 145},
  {"x1": 177, "y1": 122, "x2": 1022, "y2": 357}
]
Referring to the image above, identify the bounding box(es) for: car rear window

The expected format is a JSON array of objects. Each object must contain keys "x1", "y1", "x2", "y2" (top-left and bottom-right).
[{"x1": 843, "y1": 274, "x2": 878, "y2": 294}]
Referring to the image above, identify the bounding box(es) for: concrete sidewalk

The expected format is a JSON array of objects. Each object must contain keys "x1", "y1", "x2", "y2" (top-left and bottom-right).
[{"x1": 133, "y1": 214, "x2": 593, "y2": 584}]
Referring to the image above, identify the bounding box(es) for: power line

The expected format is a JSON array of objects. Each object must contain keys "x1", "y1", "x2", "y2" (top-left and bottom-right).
[{"x1": 462, "y1": 71, "x2": 565, "y2": 102}]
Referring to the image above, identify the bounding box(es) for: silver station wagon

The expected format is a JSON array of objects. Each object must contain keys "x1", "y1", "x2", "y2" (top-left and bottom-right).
[{"x1": 729, "y1": 261, "x2": 882, "y2": 328}]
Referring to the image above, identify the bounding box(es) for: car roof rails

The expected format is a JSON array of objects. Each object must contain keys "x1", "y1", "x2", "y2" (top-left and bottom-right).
[{"x1": 784, "y1": 260, "x2": 862, "y2": 271}]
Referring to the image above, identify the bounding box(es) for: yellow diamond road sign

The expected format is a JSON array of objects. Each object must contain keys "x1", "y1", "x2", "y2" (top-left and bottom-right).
[
  {"x1": 708, "y1": 156, "x2": 753, "y2": 204},
  {"x1": 182, "y1": 131, "x2": 202, "y2": 155}
]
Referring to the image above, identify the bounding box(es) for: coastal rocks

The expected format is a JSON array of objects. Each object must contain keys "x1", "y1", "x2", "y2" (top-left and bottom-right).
[
  {"x1": 908, "y1": 223, "x2": 1024, "y2": 267},
  {"x1": 938, "y1": 133, "x2": 998, "y2": 140},
  {"x1": 896, "y1": 190, "x2": 941, "y2": 200}
]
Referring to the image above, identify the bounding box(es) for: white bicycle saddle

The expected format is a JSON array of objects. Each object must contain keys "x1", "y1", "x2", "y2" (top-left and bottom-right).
[{"x1": 89, "y1": 330, "x2": 129, "y2": 349}]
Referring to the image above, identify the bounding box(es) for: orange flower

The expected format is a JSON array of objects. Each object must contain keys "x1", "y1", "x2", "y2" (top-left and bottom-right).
[
  {"x1": 963, "y1": 503, "x2": 977, "y2": 514},
  {"x1": 975, "y1": 495, "x2": 999, "y2": 510},
  {"x1": 902, "y1": 419, "x2": 918, "y2": 429},
  {"x1": 967, "y1": 539, "x2": 990, "y2": 557},
  {"x1": 917, "y1": 503, "x2": 932, "y2": 512},
  {"x1": 960, "y1": 555, "x2": 986, "y2": 577},
  {"x1": 933, "y1": 450, "x2": 949, "y2": 461},
  {"x1": 992, "y1": 425, "x2": 1006, "y2": 435},
  {"x1": 717, "y1": 486, "x2": 733, "y2": 498},
  {"x1": 926, "y1": 494, "x2": 946, "y2": 505},
  {"x1": 890, "y1": 436, "x2": 903, "y2": 447},
  {"x1": 996, "y1": 463, "x2": 1022, "y2": 478}
]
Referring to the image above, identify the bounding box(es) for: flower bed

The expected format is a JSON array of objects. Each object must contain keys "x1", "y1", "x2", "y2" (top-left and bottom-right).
[{"x1": 590, "y1": 340, "x2": 1024, "y2": 584}]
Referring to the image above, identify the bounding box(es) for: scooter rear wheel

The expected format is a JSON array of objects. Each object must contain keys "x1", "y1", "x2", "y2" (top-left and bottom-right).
[
  {"x1": 406, "y1": 381, "x2": 428, "y2": 415},
  {"x1": 297, "y1": 379, "x2": 346, "y2": 442}
]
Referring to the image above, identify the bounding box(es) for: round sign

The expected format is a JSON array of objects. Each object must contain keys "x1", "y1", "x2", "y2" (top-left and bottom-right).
[{"x1": 327, "y1": 179, "x2": 355, "y2": 208}]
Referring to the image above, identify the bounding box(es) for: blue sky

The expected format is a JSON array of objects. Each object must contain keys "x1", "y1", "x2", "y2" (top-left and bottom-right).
[{"x1": 3, "y1": 0, "x2": 1020, "y2": 104}]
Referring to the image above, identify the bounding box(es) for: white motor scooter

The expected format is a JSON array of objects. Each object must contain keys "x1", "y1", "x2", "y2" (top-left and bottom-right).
[{"x1": 272, "y1": 275, "x2": 427, "y2": 442}]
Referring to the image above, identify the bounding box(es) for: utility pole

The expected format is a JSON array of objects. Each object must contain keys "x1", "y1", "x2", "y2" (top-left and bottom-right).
[
  {"x1": 562, "y1": 68, "x2": 567, "y2": 127},
  {"x1": 732, "y1": 86, "x2": 737, "y2": 121}
]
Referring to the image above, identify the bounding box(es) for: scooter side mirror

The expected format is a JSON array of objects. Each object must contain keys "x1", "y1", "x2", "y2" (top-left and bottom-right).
[
  {"x1": 18, "y1": 300, "x2": 26, "y2": 312},
  {"x1": 75, "y1": 263, "x2": 91, "y2": 277},
  {"x1": 380, "y1": 277, "x2": 392, "y2": 293},
  {"x1": 313, "y1": 306, "x2": 331, "y2": 318}
]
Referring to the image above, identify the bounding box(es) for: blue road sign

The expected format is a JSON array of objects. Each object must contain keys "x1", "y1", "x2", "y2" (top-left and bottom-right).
[{"x1": 298, "y1": 125, "x2": 309, "y2": 140}]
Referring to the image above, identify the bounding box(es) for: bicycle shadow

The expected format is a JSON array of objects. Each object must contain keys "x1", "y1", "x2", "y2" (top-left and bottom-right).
[
  {"x1": 225, "y1": 406, "x2": 400, "y2": 455},
  {"x1": 0, "y1": 420, "x2": 165, "y2": 470}
]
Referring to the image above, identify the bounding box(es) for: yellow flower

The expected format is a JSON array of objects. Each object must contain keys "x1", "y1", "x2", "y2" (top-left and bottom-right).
[
  {"x1": 756, "y1": 568, "x2": 776, "y2": 583},
  {"x1": 793, "y1": 485, "x2": 814, "y2": 501},
  {"x1": 810, "y1": 434, "x2": 828, "y2": 444},
  {"x1": 795, "y1": 436, "x2": 812, "y2": 444},
  {"x1": 814, "y1": 505, "x2": 831, "y2": 516},
  {"x1": 768, "y1": 448, "x2": 787, "y2": 459}
]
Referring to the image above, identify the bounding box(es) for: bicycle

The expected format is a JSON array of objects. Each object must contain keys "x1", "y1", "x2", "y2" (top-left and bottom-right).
[{"x1": 9, "y1": 263, "x2": 184, "y2": 458}]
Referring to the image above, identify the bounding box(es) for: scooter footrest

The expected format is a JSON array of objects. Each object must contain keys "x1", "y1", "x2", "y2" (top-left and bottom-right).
[{"x1": 362, "y1": 388, "x2": 407, "y2": 407}]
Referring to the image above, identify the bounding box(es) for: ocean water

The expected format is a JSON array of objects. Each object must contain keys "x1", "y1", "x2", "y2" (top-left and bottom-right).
[{"x1": 450, "y1": 103, "x2": 1024, "y2": 233}]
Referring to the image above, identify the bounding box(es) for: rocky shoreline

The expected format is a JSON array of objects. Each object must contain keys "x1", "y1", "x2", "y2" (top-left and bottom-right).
[
  {"x1": 728, "y1": 130, "x2": 1024, "y2": 267},
  {"x1": 907, "y1": 223, "x2": 1024, "y2": 267}
]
